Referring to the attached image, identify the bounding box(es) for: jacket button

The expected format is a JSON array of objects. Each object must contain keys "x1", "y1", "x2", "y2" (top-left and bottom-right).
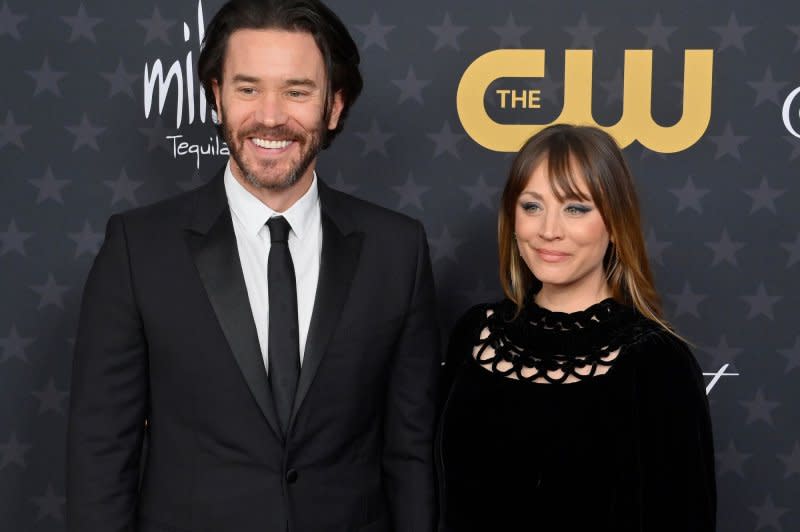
[{"x1": 286, "y1": 469, "x2": 298, "y2": 484}]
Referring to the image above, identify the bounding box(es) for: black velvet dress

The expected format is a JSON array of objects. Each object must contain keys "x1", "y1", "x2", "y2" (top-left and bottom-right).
[{"x1": 437, "y1": 298, "x2": 716, "y2": 532}]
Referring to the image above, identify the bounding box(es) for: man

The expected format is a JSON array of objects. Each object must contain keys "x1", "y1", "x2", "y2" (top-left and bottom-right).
[{"x1": 66, "y1": 1, "x2": 440, "y2": 530}]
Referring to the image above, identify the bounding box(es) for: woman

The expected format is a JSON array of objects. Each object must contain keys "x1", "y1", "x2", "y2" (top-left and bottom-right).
[{"x1": 438, "y1": 124, "x2": 716, "y2": 531}]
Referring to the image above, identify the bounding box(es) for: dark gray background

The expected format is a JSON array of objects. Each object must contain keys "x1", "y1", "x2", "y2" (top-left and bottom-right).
[{"x1": 1, "y1": 0, "x2": 798, "y2": 530}]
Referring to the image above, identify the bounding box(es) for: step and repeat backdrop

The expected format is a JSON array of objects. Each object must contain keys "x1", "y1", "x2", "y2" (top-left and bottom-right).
[{"x1": 1, "y1": 0, "x2": 799, "y2": 530}]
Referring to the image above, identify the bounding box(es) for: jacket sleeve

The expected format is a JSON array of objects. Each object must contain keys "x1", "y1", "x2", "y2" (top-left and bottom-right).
[{"x1": 67, "y1": 214, "x2": 148, "y2": 532}]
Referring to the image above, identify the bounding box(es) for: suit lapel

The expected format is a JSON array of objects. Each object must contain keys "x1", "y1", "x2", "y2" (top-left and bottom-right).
[{"x1": 185, "y1": 171, "x2": 282, "y2": 440}]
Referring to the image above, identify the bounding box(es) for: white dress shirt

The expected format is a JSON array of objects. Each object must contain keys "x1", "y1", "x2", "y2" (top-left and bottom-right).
[{"x1": 224, "y1": 162, "x2": 322, "y2": 371}]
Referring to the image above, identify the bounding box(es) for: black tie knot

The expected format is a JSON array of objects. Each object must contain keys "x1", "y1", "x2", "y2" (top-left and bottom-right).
[{"x1": 266, "y1": 216, "x2": 292, "y2": 243}]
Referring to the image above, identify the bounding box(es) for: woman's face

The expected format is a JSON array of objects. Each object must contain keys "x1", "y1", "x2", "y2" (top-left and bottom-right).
[{"x1": 514, "y1": 160, "x2": 611, "y2": 302}]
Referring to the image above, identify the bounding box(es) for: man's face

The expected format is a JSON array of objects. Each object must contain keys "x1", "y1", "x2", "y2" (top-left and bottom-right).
[{"x1": 212, "y1": 29, "x2": 343, "y2": 191}]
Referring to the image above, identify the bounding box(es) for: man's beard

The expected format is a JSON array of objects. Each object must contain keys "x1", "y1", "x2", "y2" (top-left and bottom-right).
[{"x1": 221, "y1": 117, "x2": 324, "y2": 191}]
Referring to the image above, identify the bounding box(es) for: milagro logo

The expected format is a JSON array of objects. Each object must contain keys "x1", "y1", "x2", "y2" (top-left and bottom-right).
[
  {"x1": 142, "y1": 0, "x2": 228, "y2": 168},
  {"x1": 784, "y1": 82, "x2": 800, "y2": 138}
]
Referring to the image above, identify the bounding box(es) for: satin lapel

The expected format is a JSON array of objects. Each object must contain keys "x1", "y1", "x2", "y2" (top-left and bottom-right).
[{"x1": 185, "y1": 173, "x2": 282, "y2": 440}]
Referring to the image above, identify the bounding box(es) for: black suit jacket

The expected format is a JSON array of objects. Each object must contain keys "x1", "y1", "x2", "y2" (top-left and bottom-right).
[{"x1": 67, "y1": 170, "x2": 440, "y2": 532}]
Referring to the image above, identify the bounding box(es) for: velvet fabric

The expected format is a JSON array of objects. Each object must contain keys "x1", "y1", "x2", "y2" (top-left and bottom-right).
[{"x1": 437, "y1": 298, "x2": 716, "y2": 532}]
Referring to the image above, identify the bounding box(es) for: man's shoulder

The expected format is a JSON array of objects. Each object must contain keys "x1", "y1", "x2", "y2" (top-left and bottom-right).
[
  {"x1": 113, "y1": 176, "x2": 218, "y2": 229},
  {"x1": 321, "y1": 183, "x2": 423, "y2": 235}
]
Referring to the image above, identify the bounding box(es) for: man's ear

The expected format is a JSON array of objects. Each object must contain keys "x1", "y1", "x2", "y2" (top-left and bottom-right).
[
  {"x1": 212, "y1": 79, "x2": 223, "y2": 123},
  {"x1": 327, "y1": 91, "x2": 344, "y2": 130}
]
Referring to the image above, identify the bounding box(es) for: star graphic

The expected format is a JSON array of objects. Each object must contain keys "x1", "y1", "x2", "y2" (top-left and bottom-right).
[
  {"x1": 711, "y1": 13, "x2": 753, "y2": 52},
  {"x1": 789, "y1": 25, "x2": 800, "y2": 53},
  {"x1": 708, "y1": 122, "x2": 748, "y2": 160},
  {"x1": 0, "y1": 111, "x2": 32, "y2": 150},
  {"x1": 599, "y1": 68, "x2": 623, "y2": 106},
  {"x1": 0, "y1": 325, "x2": 34, "y2": 364},
  {"x1": 781, "y1": 233, "x2": 800, "y2": 267},
  {"x1": 716, "y1": 440, "x2": 750, "y2": 477},
  {"x1": 428, "y1": 121, "x2": 466, "y2": 159},
  {"x1": 0, "y1": 432, "x2": 31, "y2": 470},
  {"x1": 138, "y1": 116, "x2": 173, "y2": 153},
  {"x1": 176, "y1": 169, "x2": 209, "y2": 192},
  {"x1": 0, "y1": 219, "x2": 33, "y2": 256},
  {"x1": 106, "y1": 168, "x2": 144, "y2": 206},
  {"x1": 700, "y1": 335, "x2": 743, "y2": 368},
  {"x1": 30, "y1": 166, "x2": 69, "y2": 204},
  {"x1": 31, "y1": 483, "x2": 66, "y2": 521},
  {"x1": 138, "y1": 6, "x2": 175, "y2": 45},
  {"x1": 62, "y1": 3, "x2": 101, "y2": 43},
  {"x1": 459, "y1": 279, "x2": 500, "y2": 307},
  {"x1": 669, "y1": 176, "x2": 709, "y2": 214},
  {"x1": 739, "y1": 388, "x2": 779, "y2": 426},
  {"x1": 461, "y1": 174, "x2": 500, "y2": 211},
  {"x1": 32, "y1": 378, "x2": 69, "y2": 415},
  {"x1": 784, "y1": 135, "x2": 800, "y2": 161},
  {"x1": 749, "y1": 494, "x2": 788, "y2": 531},
  {"x1": 65, "y1": 113, "x2": 105, "y2": 151},
  {"x1": 355, "y1": 12, "x2": 394, "y2": 51},
  {"x1": 68, "y1": 221, "x2": 104, "y2": 258},
  {"x1": 101, "y1": 59, "x2": 139, "y2": 99},
  {"x1": 705, "y1": 229, "x2": 744, "y2": 267},
  {"x1": 747, "y1": 67, "x2": 789, "y2": 107},
  {"x1": 354, "y1": 119, "x2": 393, "y2": 157},
  {"x1": 491, "y1": 13, "x2": 530, "y2": 48},
  {"x1": 778, "y1": 337, "x2": 800, "y2": 373},
  {"x1": 328, "y1": 172, "x2": 358, "y2": 195},
  {"x1": 741, "y1": 283, "x2": 781, "y2": 320},
  {"x1": 564, "y1": 13, "x2": 603, "y2": 48},
  {"x1": 428, "y1": 12, "x2": 467, "y2": 51},
  {"x1": 535, "y1": 69, "x2": 564, "y2": 106},
  {"x1": 392, "y1": 173, "x2": 430, "y2": 210},
  {"x1": 744, "y1": 177, "x2": 784, "y2": 214},
  {"x1": 391, "y1": 66, "x2": 431, "y2": 105},
  {"x1": 0, "y1": 2, "x2": 26, "y2": 39},
  {"x1": 665, "y1": 282, "x2": 707, "y2": 318},
  {"x1": 30, "y1": 273, "x2": 70, "y2": 310},
  {"x1": 778, "y1": 442, "x2": 800, "y2": 478},
  {"x1": 26, "y1": 57, "x2": 67, "y2": 97},
  {"x1": 428, "y1": 226, "x2": 463, "y2": 263},
  {"x1": 637, "y1": 14, "x2": 677, "y2": 52},
  {"x1": 645, "y1": 228, "x2": 671, "y2": 266}
]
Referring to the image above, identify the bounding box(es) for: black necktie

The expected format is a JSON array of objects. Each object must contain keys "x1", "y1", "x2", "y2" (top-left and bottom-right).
[{"x1": 266, "y1": 216, "x2": 300, "y2": 435}]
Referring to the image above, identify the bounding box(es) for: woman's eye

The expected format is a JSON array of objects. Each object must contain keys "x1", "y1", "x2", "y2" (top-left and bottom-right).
[
  {"x1": 565, "y1": 204, "x2": 591, "y2": 215},
  {"x1": 521, "y1": 202, "x2": 541, "y2": 212}
]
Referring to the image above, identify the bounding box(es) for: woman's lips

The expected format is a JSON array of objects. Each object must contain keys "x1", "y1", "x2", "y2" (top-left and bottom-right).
[{"x1": 535, "y1": 248, "x2": 571, "y2": 262}]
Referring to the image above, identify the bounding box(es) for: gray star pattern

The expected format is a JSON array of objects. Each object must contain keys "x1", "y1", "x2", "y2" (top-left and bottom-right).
[
  {"x1": 535, "y1": 70, "x2": 564, "y2": 107},
  {"x1": 740, "y1": 388, "x2": 779, "y2": 426},
  {"x1": 138, "y1": 6, "x2": 175, "y2": 45},
  {"x1": 637, "y1": 14, "x2": 677, "y2": 52},
  {"x1": 669, "y1": 176, "x2": 709, "y2": 214},
  {"x1": 789, "y1": 25, "x2": 800, "y2": 53},
  {"x1": 705, "y1": 229, "x2": 744, "y2": 267},
  {"x1": 645, "y1": 228, "x2": 671, "y2": 266},
  {"x1": 429, "y1": 226, "x2": 463, "y2": 263},
  {"x1": 459, "y1": 279, "x2": 500, "y2": 306},
  {"x1": 355, "y1": 13, "x2": 394, "y2": 51},
  {"x1": 0, "y1": 432, "x2": 31, "y2": 470},
  {"x1": 0, "y1": 325, "x2": 34, "y2": 363},
  {"x1": 30, "y1": 274, "x2": 70, "y2": 310},
  {"x1": 461, "y1": 175, "x2": 500, "y2": 211},
  {"x1": 666, "y1": 282, "x2": 707, "y2": 318},
  {"x1": 741, "y1": 283, "x2": 781, "y2": 319},
  {"x1": 32, "y1": 379, "x2": 69, "y2": 415},
  {"x1": 31, "y1": 483, "x2": 66, "y2": 521},
  {"x1": 176, "y1": 170, "x2": 208, "y2": 192},
  {"x1": 744, "y1": 178, "x2": 784, "y2": 214},
  {"x1": 700, "y1": 335, "x2": 743, "y2": 368},
  {"x1": 62, "y1": 3, "x2": 101, "y2": 43},
  {"x1": 101, "y1": 59, "x2": 140, "y2": 99},
  {"x1": 1, "y1": 111, "x2": 32, "y2": 150},
  {"x1": 749, "y1": 494, "x2": 788, "y2": 531},
  {"x1": 0, "y1": 1, "x2": 26, "y2": 39},
  {"x1": 428, "y1": 121, "x2": 465, "y2": 159},
  {"x1": 708, "y1": 122, "x2": 748, "y2": 160},
  {"x1": 391, "y1": 67, "x2": 431, "y2": 105},
  {"x1": 491, "y1": 13, "x2": 530, "y2": 48},
  {"x1": 599, "y1": 68, "x2": 623, "y2": 106},
  {"x1": 392, "y1": 174, "x2": 429, "y2": 210},
  {"x1": 106, "y1": 169, "x2": 143, "y2": 206},
  {"x1": 65, "y1": 113, "x2": 105, "y2": 151},
  {"x1": 330, "y1": 172, "x2": 358, "y2": 195},
  {"x1": 716, "y1": 440, "x2": 750, "y2": 477},
  {"x1": 747, "y1": 67, "x2": 789, "y2": 106},
  {"x1": 778, "y1": 336, "x2": 800, "y2": 374},
  {"x1": 355, "y1": 119, "x2": 393, "y2": 157},
  {"x1": 428, "y1": 13, "x2": 467, "y2": 51},
  {"x1": 784, "y1": 135, "x2": 800, "y2": 160},
  {"x1": 138, "y1": 116, "x2": 172, "y2": 153},
  {"x1": 564, "y1": 13, "x2": 603, "y2": 48},
  {"x1": 26, "y1": 57, "x2": 67, "y2": 97},
  {"x1": 0, "y1": 219, "x2": 33, "y2": 256},
  {"x1": 30, "y1": 166, "x2": 69, "y2": 204},
  {"x1": 711, "y1": 13, "x2": 753, "y2": 52},
  {"x1": 68, "y1": 221, "x2": 104, "y2": 258},
  {"x1": 778, "y1": 442, "x2": 800, "y2": 478}
]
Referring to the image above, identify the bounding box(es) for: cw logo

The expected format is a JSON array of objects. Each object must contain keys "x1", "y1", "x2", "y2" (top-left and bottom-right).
[{"x1": 457, "y1": 49, "x2": 714, "y2": 153}]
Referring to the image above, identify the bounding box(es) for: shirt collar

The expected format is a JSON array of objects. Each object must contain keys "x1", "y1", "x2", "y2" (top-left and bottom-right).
[{"x1": 224, "y1": 161, "x2": 319, "y2": 240}]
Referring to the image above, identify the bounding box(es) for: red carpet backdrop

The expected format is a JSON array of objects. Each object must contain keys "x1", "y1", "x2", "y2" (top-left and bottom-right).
[{"x1": 1, "y1": 0, "x2": 799, "y2": 530}]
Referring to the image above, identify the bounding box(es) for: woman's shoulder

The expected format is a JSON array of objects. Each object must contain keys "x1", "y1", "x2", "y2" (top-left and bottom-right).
[{"x1": 622, "y1": 322, "x2": 705, "y2": 389}]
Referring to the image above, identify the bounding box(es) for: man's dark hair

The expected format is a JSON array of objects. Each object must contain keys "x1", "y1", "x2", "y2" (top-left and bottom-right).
[{"x1": 198, "y1": 0, "x2": 363, "y2": 148}]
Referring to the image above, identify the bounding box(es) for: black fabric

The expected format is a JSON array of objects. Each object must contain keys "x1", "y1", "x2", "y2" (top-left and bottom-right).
[
  {"x1": 437, "y1": 299, "x2": 716, "y2": 532},
  {"x1": 266, "y1": 216, "x2": 300, "y2": 435}
]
